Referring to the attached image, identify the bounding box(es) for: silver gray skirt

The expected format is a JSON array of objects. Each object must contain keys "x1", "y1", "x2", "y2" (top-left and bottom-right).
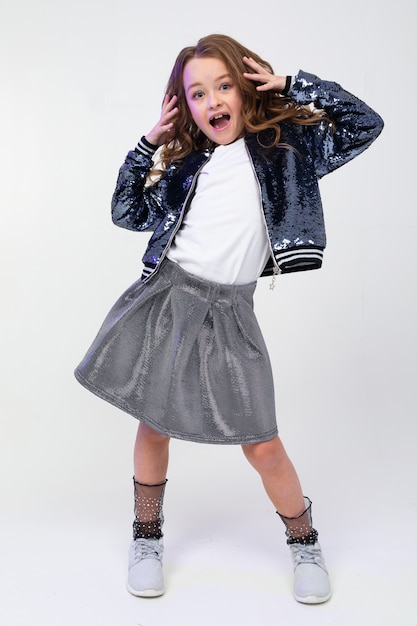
[{"x1": 74, "y1": 258, "x2": 278, "y2": 444}]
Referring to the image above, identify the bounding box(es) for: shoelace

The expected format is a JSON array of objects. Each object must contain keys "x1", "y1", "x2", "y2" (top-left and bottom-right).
[
  {"x1": 290, "y1": 543, "x2": 327, "y2": 569},
  {"x1": 133, "y1": 538, "x2": 163, "y2": 561}
]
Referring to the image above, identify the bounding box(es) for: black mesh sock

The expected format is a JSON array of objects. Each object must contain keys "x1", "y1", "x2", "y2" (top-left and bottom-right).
[
  {"x1": 277, "y1": 496, "x2": 319, "y2": 545},
  {"x1": 132, "y1": 478, "x2": 167, "y2": 540}
]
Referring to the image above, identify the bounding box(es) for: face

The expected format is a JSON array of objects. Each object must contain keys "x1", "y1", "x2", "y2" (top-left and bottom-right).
[{"x1": 183, "y1": 57, "x2": 244, "y2": 145}]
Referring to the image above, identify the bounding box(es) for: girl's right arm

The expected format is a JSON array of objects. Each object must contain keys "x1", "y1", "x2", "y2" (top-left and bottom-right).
[{"x1": 111, "y1": 95, "x2": 178, "y2": 232}]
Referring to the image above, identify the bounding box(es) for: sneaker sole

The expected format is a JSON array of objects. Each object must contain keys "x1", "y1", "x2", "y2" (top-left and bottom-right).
[
  {"x1": 126, "y1": 582, "x2": 165, "y2": 598},
  {"x1": 294, "y1": 591, "x2": 332, "y2": 604}
]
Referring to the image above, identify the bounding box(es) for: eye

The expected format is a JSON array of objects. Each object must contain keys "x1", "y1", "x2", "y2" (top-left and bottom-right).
[
  {"x1": 192, "y1": 90, "x2": 204, "y2": 100},
  {"x1": 220, "y1": 83, "x2": 232, "y2": 91}
]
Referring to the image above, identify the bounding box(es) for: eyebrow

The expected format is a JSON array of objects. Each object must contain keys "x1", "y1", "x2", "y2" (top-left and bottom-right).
[{"x1": 186, "y1": 74, "x2": 232, "y2": 93}]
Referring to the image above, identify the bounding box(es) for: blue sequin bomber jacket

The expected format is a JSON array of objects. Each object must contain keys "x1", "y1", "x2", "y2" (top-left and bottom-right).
[{"x1": 111, "y1": 70, "x2": 383, "y2": 280}]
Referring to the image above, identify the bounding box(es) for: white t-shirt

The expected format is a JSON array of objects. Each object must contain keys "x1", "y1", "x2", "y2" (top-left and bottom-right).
[{"x1": 167, "y1": 138, "x2": 270, "y2": 284}]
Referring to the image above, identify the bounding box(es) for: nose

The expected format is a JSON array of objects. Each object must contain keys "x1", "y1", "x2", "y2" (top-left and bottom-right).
[{"x1": 208, "y1": 91, "x2": 221, "y2": 109}]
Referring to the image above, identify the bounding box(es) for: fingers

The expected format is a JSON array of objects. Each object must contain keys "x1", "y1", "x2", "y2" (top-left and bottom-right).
[
  {"x1": 162, "y1": 93, "x2": 178, "y2": 112},
  {"x1": 243, "y1": 56, "x2": 270, "y2": 80},
  {"x1": 160, "y1": 96, "x2": 178, "y2": 142},
  {"x1": 161, "y1": 94, "x2": 178, "y2": 127},
  {"x1": 242, "y1": 56, "x2": 274, "y2": 91},
  {"x1": 243, "y1": 56, "x2": 268, "y2": 74},
  {"x1": 242, "y1": 56, "x2": 286, "y2": 93},
  {"x1": 146, "y1": 95, "x2": 178, "y2": 146}
]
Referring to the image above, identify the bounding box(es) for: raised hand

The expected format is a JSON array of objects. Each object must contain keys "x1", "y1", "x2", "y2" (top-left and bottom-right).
[
  {"x1": 145, "y1": 94, "x2": 179, "y2": 146},
  {"x1": 242, "y1": 56, "x2": 287, "y2": 93}
]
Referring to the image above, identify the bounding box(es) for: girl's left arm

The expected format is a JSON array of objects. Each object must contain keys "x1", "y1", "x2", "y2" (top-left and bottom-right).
[{"x1": 291, "y1": 70, "x2": 384, "y2": 178}]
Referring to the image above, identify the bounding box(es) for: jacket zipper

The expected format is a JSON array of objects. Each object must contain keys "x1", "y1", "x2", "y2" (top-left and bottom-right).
[
  {"x1": 245, "y1": 147, "x2": 281, "y2": 290},
  {"x1": 143, "y1": 150, "x2": 213, "y2": 283}
]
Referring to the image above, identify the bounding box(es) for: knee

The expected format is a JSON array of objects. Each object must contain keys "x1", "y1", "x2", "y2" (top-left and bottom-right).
[
  {"x1": 137, "y1": 422, "x2": 170, "y2": 447},
  {"x1": 242, "y1": 437, "x2": 284, "y2": 473}
]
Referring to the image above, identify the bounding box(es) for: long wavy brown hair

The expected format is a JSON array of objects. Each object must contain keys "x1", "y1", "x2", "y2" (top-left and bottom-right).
[{"x1": 155, "y1": 34, "x2": 327, "y2": 171}]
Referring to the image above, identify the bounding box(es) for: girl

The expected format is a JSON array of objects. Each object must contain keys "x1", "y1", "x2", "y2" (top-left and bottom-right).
[{"x1": 75, "y1": 34, "x2": 383, "y2": 604}]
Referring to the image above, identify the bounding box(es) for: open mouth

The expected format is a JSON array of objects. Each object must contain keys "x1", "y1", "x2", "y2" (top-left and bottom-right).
[{"x1": 209, "y1": 114, "x2": 230, "y2": 130}]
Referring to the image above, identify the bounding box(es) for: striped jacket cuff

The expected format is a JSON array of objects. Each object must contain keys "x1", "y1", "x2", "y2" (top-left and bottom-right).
[
  {"x1": 141, "y1": 263, "x2": 156, "y2": 280},
  {"x1": 275, "y1": 247, "x2": 324, "y2": 273},
  {"x1": 136, "y1": 136, "x2": 159, "y2": 157}
]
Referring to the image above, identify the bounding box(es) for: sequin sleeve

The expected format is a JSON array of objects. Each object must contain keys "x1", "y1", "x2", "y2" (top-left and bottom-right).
[
  {"x1": 111, "y1": 139, "x2": 166, "y2": 232},
  {"x1": 290, "y1": 70, "x2": 384, "y2": 178}
]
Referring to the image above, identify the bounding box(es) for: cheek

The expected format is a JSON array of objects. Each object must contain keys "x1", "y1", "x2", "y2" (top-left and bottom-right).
[
  {"x1": 190, "y1": 106, "x2": 204, "y2": 127},
  {"x1": 235, "y1": 100, "x2": 244, "y2": 119},
  {"x1": 186, "y1": 100, "x2": 199, "y2": 124}
]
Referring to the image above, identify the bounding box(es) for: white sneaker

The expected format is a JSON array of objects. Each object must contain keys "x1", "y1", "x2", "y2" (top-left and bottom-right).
[
  {"x1": 289, "y1": 542, "x2": 331, "y2": 604},
  {"x1": 127, "y1": 538, "x2": 165, "y2": 597}
]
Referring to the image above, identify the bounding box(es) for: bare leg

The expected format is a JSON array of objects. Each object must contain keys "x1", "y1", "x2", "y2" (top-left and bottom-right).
[
  {"x1": 134, "y1": 422, "x2": 170, "y2": 484},
  {"x1": 243, "y1": 436, "x2": 331, "y2": 604},
  {"x1": 242, "y1": 436, "x2": 305, "y2": 518}
]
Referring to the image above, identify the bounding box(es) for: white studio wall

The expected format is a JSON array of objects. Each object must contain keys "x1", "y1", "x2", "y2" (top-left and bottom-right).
[{"x1": 1, "y1": 1, "x2": 416, "y2": 624}]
